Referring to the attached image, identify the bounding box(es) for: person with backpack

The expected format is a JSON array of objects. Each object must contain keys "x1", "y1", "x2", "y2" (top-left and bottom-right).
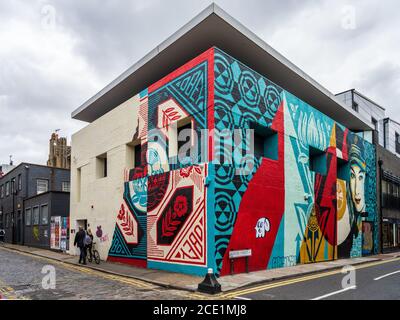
[
  {"x1": 74, "y1": 226, "x2": 87, "y2": 265},
  {"x1": 85, "y1": 229, "x2": 94, "y2": 261}
]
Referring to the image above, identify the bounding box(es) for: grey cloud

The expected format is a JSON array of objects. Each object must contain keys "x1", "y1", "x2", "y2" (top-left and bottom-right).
[{"x1": 0, "y1": 0, "x2": 399, "y2": 165}]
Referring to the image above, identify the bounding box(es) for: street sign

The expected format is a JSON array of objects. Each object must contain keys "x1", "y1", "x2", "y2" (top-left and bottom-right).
[{"x1": 229, "y1": 249, "x2": 252, "y2": 259}]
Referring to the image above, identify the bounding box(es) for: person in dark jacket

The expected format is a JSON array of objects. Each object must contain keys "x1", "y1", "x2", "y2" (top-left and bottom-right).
[{"x1": 74, "y1": 226, "x2": 87, "y2": 265}]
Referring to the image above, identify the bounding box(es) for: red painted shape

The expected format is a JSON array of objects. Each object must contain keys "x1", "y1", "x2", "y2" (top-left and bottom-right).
[
  {"x1": 220, "y1": 104, "x2": 286, "y2": 276},
  {"x1": 342, "y1": 129, "x2": 349, "y2": 161},
  {"x1": 207, "y1": 48, "x2": 215, "y2": 162},
  {"x1": 315, "y1": 147, "x2": 338, "y2": 246},
  {"x1": 148, "y1": 48, "x2": 214, "y2": 94},
  {"x1": 107, "y1": 256, "x2": 147, "y2": 268}
]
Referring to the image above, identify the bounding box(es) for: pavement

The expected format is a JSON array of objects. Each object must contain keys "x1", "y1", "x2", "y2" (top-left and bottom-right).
[
  {"x1": 0, "y1": 246, "x2": 192, "y2": 300},
  {"x1": 1, "y1": 243, "x2": 399, "y2": 294}
]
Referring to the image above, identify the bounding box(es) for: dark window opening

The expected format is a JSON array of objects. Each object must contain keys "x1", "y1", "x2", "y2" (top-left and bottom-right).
[
  {"x1": 134, "y1": 144, "x2": 142, "y2": 167},
  {"x1": 97, "y1": 154, "x2": 108, "y2": 178},
  {"x1": 352, "y1": 101, "x2": 359, "y2": 112},
  {"x1": 371, "y1": 117, "x2": 378, "y2": 131},
  {"x1": 337, "y1": 157, "x2": 349, "y2": 181},
  {"x1": 309, "y1": 146, "x2": 327, "y2": 175},
  {"x1": 396, "y1": 132, "x2": 400, "y2": 154},
  {"x1": 249, "y1": 123, "x2": 278, "y2": 161},
  {"x1": 177, "y1": 122, "x2": 192, "y2": 159}
]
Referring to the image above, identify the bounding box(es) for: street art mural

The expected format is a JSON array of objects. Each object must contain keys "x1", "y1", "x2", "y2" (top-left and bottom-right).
[
  {"x1": 108, "y1": 49, "x2": 214, "y2": 275},
  {"x1": 106, "y1": 47, "x2": 378, "y2": 276},
  {"x1": 210, "y1": 48, "x2": 377, "y2": 276}
]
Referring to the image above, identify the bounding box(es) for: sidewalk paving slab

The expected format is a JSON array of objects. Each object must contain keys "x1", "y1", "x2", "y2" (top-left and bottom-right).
[{"x1": 1, "y1": 243, "x2": 399, "y2": 293}]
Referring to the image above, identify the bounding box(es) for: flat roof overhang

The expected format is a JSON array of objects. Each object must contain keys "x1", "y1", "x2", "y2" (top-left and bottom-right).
[{"x1": 72, "y1": 4, "x2": 373, "y2": 131}]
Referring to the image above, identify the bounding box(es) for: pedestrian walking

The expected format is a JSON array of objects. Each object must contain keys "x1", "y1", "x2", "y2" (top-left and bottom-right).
[
  {"x1": 74, "y1": 226, "x2": 87, "y2": 265},
  {"x1": 85, "y1": 229, "x2": 94, "y2": 261}
]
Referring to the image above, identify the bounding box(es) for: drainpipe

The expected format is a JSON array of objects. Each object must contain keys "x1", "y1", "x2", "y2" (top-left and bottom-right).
[
  {"x1": 23, "y1": 165, "x2": 30, "y2": 246},
  {"x1": 378, "y1": 159, "x2": 384, "y2": 254}
]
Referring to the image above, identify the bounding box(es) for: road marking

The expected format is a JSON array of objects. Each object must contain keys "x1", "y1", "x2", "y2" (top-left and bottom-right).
[
  {"x1": 374, "y1": 270, "x2": 400, "y2": 281},
  {"x1": 311, "y1": 286, "x2": 356, "y2": 300},
  {"x1": 217, "y1": 257, "x2": 400, "y2": 300},
  {"x1": 234, "y1": 296, "x2": 252, "y2": 300}
]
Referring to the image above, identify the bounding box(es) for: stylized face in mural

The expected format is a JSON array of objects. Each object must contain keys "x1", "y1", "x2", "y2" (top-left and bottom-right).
[
  {"x1": 350, "y1": 144, "x2": 366, "y2": 214},
  {"x1": 350, "y1": 165, "x2": 365, "y2": 213}
]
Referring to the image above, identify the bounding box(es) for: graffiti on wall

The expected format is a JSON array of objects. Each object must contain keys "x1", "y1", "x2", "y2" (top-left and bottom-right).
[
  {"x1": 105, "y1": 47, "x2": 377, "y2": 276},
  {"x1": 107, "y1": 49, "x2": 214, "y2": 275},
  {"x1": 212, "y1": 48, "x2": 377, "y2": 276}
]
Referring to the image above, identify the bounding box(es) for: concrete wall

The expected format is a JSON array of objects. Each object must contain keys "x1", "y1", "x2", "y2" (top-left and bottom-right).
[{"x1": 68, "y1": 95, "x2": 141, "y2": 260}]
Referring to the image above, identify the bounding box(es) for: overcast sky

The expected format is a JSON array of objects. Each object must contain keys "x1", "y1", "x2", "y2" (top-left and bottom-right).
[{"x1": 1, "y1": 0, "x2": 399, "y2": 165}]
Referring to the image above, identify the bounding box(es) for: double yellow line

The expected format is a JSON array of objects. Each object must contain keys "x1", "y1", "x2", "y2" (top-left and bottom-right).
[{"x1": 198, "y1": 257, "x2": 400, "y2": 300}]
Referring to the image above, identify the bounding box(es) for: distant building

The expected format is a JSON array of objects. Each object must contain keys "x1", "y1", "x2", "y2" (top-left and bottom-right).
[
  {"x1": 336, "y1": 89, "x2": 400, "y2": 252},
  {"x1": 0, "y1": 163, "x2": 70, "y2": 250},
  {"x1": 47, "y1": 132, "x2": 71, "y2": 169},
  {"x1": 336, "y1": 89, "x2": 400, "y2": 157},
  {"x1": 0, "y1": 164, "x2": 16, "y2": 177}
]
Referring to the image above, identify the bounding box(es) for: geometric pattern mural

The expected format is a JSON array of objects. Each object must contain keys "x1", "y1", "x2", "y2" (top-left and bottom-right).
[{"x1": 107, "y1": 47, "x2": 378, "y2": 277}]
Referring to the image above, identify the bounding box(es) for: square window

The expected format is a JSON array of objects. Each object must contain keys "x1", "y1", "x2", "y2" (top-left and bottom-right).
[
  {"x1": 25, "y1": 208, "x2": 32, "y2": 226},
  {"x1": 96, "y1": 154, "x2": 108, "y2": 178},
  {"x1": 309, "y1": 146, "x2": 327, "y2": 175},
  {"x1": 40, "y1": 205, "x2": 49, "y2": 225},
  {"x1": 249, "y1": 123, "x2": 278, "y2": 161},
  {"x1": 37, "y1": 179, "x2": 48, "y2": 195},
  {"x1": 32, "y1": 207, "x2": 40, "y2": 225},
  {"x1": 62, "y1": 181, "x2": 70, "y2": 192}
]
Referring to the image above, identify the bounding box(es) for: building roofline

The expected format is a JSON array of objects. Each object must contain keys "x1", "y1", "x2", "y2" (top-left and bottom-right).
[
  {"x1": 23, "y1": 190, "x2": 70, "y2": 202},
  {"x1": 71, "y1": 3, "x2": 373, "y2": 131},
  {"x1": 335, "y1": 88, "x2": 354, "y2": 97},
  {"x1": 353, "y1": 90, "x2": 386, "y2": 111},
  {"x1": 387, "y1": 117, "x2": 400, "y2": 127},
  {"x1": 0, "y1": 162, "x2": 70, "y2": 181}
]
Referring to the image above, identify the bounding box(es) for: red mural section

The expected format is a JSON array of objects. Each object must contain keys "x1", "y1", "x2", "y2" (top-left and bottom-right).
[
  {"x1": 315, "y1": 147, "x2": 338, "y2": 247},
  {"x1": 219, "y1": 104, "x2": 285, "y2": 276}
]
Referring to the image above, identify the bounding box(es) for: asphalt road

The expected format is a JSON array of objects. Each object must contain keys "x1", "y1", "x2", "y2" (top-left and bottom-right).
[
  {"x1": 0, "y1": 246, "x2": 193, "y2": 300},
  {"x1": 1, "y1": 245, "x2": 399, "y2": 300},
  {"x1": 229, "y1": 258, "x2": 400, "y2": 300}
]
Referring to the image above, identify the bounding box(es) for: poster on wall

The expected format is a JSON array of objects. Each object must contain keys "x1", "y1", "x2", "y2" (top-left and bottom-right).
[
  {"x1": 362, "y1": 221, "x2": 374, "y2": 256},
  {"x1": 50, "y1": 216, "x2": 62, "y2": 250},
  {"x1": 60, "y1": 217, "x2": 69, "y2": 252},
  {"x1": 50, "y1": 217, "x2": 55, "y2": 248}
]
